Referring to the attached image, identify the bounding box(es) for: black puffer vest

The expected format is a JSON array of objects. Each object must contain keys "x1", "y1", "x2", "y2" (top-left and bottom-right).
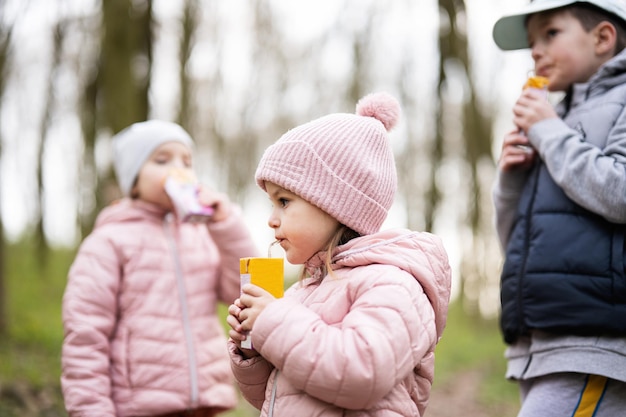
[
  {"x1": 500, "y1": 161, "x2": 626, "y2": 344},
  {"x1": 500, "y1": 64, "x2": 626, "y2": 344}
]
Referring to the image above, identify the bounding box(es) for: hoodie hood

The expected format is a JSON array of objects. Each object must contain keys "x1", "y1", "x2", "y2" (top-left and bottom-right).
[
  {"x1": 94, "y1": 198, "x2": 169, "y2": 229},
  {"x1": 330, "y1": 228, "x2": 452, "y2": 339}
]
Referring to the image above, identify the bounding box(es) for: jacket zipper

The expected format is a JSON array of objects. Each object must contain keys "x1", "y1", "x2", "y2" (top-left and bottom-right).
[
  {"x1": 163, "y1": 215, "x2": 199, "y2": 407},
  {"x1": 268, "y1": 369, "x2": 279, "y2": 417},
  {"x1": 517, "y1": 162, "x2": 541, "y2": 338}
]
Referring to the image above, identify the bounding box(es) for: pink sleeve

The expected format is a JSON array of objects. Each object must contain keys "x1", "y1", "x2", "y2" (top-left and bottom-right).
[
  {"x1": 61, "y1": 233, "x2": 121, "y2": 416},
  {"x1": 228, "y1": 340, "x2": 273, "y2": 410},
  {"x1": 252, "y1": 274, "x2": 437, "y2": 410}
]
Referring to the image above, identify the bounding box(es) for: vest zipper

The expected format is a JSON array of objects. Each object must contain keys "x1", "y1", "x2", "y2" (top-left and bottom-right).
[{"x1": 517, "y1": 162, "x2": 542, "y2": 337}]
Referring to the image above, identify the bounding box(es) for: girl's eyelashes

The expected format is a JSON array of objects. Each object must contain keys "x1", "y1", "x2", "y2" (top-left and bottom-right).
[
  {"x1": 269, "y1": 196, "x2": 289, "y2": 208},
  {"x1": 152, "y1": 155, "x2": 192, "y2": 166}
]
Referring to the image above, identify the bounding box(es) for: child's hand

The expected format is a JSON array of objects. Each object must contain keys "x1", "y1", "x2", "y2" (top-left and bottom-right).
[
  {"x1": 238, "y1": 284, "x2": 277, "y2": 335},
  {"x1": 513, "y1": 89, "x2": 557, "y2": 134},
  {"x1": 227, "y1": 299, "x2": 260, "y2": 358},
  {"x1": 499, "y1": 129, "x2": 536, "y2": 172},
  {"x1": 197, "y1": 185, "x2": 232, "y2": 222}
]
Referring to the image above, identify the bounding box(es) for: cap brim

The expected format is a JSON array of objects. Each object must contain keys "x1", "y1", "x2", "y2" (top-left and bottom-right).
[
  {"x1": 493, "y1": 0, "x2": 578, "y2": 50},
  {"x1": 493, "y1": 14, "x2": 529, "y2": 51}
]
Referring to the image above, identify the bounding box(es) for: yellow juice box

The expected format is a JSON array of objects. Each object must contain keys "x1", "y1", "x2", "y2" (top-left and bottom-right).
[
  {"x1": 240, "y1": 257, "x2": 284, "y2": 298},
  {"x1": 517, "y1": 75, "x2": 550, "y2": 152},
  {"x1": 523, "y1": 75, "x2": 549, "y2": 91},
  {"x1": 240, "y1": 257, "x2": 284, "y2": 349}
]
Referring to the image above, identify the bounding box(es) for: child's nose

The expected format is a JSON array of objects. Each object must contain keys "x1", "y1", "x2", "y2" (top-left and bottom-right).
[
  {"x1": 267, "y1": 213, "x2": 280, "y2": 229},
  {"x1": 531, "y1": 43, "x2": 543, "y2": 61}
]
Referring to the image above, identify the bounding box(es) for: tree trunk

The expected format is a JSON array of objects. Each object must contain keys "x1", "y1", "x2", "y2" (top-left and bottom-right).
[
  {"x1": 177, "y1": 0, "x2": 198, "y2": 130},
  {"x1": 33, "y1": 21, "x2": 65, "y2": 266},
  {"x1": 91, "y1": 0, "x2": 152, "y2": 214},
  {"x1": 437, "y1": 0, "x2": 496, "y2": 313},
  {"x1": 0, "y1": 4, "x2": 14, "y2": 336}
]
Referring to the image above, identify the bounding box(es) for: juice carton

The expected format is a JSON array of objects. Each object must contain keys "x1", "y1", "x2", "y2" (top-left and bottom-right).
[
  {"x1": 239, "y1": 257, "x2": 284, "y2": 349},
  {"x1": 518, "y1": 75, "x2": 549, "y2": 151},
  {"x1": 164, "y1": 169, "x2": 214, "y2": 223},
  {"x1": 523, "y1": 75, "x2": 549, "y2": 97}
]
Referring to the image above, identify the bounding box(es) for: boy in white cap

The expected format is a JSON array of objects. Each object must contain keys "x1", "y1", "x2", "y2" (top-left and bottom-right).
[
  {"x1": 492, "y1": 1, "x2": 626, "y2": 416},
  {"x1": 61, "y1": 120, "x2": 258, "y2": 417}
]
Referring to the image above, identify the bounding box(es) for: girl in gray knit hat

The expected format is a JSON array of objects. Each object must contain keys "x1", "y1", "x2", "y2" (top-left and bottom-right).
[{"x1": 61, "y1": 120, "x2": 259, "y2": 417}]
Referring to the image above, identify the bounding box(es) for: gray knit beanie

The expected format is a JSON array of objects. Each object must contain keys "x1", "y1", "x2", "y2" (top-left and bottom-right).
[{"x1": 112, "y1": 120, "x2": 194, "y2": 196}]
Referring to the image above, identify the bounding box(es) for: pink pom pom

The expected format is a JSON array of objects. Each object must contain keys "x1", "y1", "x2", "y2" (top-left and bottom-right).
[{"x1": 355, "y1": 92, "x2": 401, "y2": 131}]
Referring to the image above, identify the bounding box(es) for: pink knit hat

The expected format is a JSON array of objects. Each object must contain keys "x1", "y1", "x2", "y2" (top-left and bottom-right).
[{"x1": 255, "y1": 92, "x2": 401, "y2": 236}]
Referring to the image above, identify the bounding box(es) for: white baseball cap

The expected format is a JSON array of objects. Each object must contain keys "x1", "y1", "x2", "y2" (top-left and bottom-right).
[{"x1": 493, "y1": 0, "x2": 626, "y2": 50}]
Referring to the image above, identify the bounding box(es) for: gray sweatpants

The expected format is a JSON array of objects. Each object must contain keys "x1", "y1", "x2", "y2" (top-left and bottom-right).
[{"x1": 517, "y1": 373, "x2": 626, "y2": 417}]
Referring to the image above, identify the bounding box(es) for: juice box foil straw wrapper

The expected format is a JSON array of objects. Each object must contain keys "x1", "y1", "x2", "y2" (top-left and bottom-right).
[
  {"x1": 164, "y1": 169, "x2": 214, "y2": 223},
  {"x1": 240, "y1": 257, "x2": 284, "y2": 349}
]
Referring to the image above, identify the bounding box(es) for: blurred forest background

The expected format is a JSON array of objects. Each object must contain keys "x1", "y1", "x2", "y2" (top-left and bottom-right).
[{"x1": 0, "y1": 0, "x2": 535, "y2": 415}]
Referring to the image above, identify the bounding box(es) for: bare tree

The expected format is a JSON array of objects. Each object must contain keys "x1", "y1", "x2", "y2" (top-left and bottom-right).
[
  {"x1": 436, "y1": 0, "x2": 497, "y2": 313},
  {"x1": 32, "y1": 19, "x2": 65, "y2": 266},
  {"x1": 0, "y1": 0, "x2": 15, "y2": 336},
  {"x1": 177, "y1": 0, "x2": 198, "y2": 130},
  {"x1": 75, "y1": 0, "x2": 153, "y2": 236}
]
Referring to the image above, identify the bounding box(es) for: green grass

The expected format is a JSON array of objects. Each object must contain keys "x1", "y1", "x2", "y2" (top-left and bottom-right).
[
  {"x1": 0, "y1": 240, "x2": 517, "y2": 416},
  {"x1": 0, "y1": 241, "x2": 75, "y2": 416},
  {"x1": 433, "y1": 301, "x2": 519, "y2": 407}
]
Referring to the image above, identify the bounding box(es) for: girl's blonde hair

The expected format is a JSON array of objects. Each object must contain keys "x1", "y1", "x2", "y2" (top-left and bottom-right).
[{"x1": 298, "y1": 225, "x2": 360, "y2": 281}]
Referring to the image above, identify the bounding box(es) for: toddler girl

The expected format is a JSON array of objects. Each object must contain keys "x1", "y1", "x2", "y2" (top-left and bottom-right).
[{"x1": 227, "y1": 93, "x2": 452, "y2": 416}]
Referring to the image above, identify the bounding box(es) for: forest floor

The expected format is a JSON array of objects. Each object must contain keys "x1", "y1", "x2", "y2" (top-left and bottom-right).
[
  {"x1": 427, "y1": 368, "x2": 519, "y2": 417},
  {"x1": 0, "y1": 366, "x2": 520, "y2": 417},
  {"x1": 0, "y1": 369, "x2": 518, "y2": 417}
]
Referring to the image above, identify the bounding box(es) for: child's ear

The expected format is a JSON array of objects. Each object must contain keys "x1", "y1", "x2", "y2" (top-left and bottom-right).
[
  {"x1": 130, "y1": 179, "x2": 140, "y2": 199},
  {"x1": 595, "y1": 21, "x2": 617, "y2": 55}
]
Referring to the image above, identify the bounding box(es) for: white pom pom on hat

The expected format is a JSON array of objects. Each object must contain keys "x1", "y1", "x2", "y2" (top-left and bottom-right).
[{"x1": 255, "y1": 92, "x2": 401, "y2": 235}]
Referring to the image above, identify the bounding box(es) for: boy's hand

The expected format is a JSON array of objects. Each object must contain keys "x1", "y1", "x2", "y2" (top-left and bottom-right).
[
  {"x1": 499, "y1": 129, "x2": 536, "y2": 172},
  {"x1": 513, "y1": 89, "x2": 557, "y2": 134},
  {"x1": 196, "y1": 185, "x2": 232, "y2": 222}
]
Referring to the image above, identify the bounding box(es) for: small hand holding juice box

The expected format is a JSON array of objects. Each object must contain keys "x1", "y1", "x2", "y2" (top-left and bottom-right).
[
  {"x1": 523, "y1": 74, "x2": 549, "y2": 98},
  {"x1": 517, "y1": 74, "x2": 549, "y2": 151},
  {"x1": 239, "y1": 256, "x2": 284, "y2": 349}
]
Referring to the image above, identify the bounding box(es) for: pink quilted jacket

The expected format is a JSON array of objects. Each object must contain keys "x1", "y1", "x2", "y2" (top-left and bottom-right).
[
  {"x1": 61, "y1": 198, "x2": 258, "y2": 416},
  {"x1": 228, "y1": 229, "x2": 452, "y2": 417}
]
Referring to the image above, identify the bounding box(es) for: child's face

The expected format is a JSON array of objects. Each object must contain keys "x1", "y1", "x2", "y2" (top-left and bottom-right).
[
  {"x1": 527, "y1": 10, "x2": 607, "y2": 91},
  {"x1": 265, "y1": 181, "x2": 340, "y2": 265},
  {"x1": 132, "y1": 141, "x2": 194, "y2": 211}
]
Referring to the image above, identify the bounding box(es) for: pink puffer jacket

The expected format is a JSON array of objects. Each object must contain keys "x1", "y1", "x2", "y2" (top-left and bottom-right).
[
  {"x1": 61, "y1": 199, "x2": 258, "y2": 417},
  {"x1": 229, "y1": 229, "x2": 452, "y2": 417}
]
